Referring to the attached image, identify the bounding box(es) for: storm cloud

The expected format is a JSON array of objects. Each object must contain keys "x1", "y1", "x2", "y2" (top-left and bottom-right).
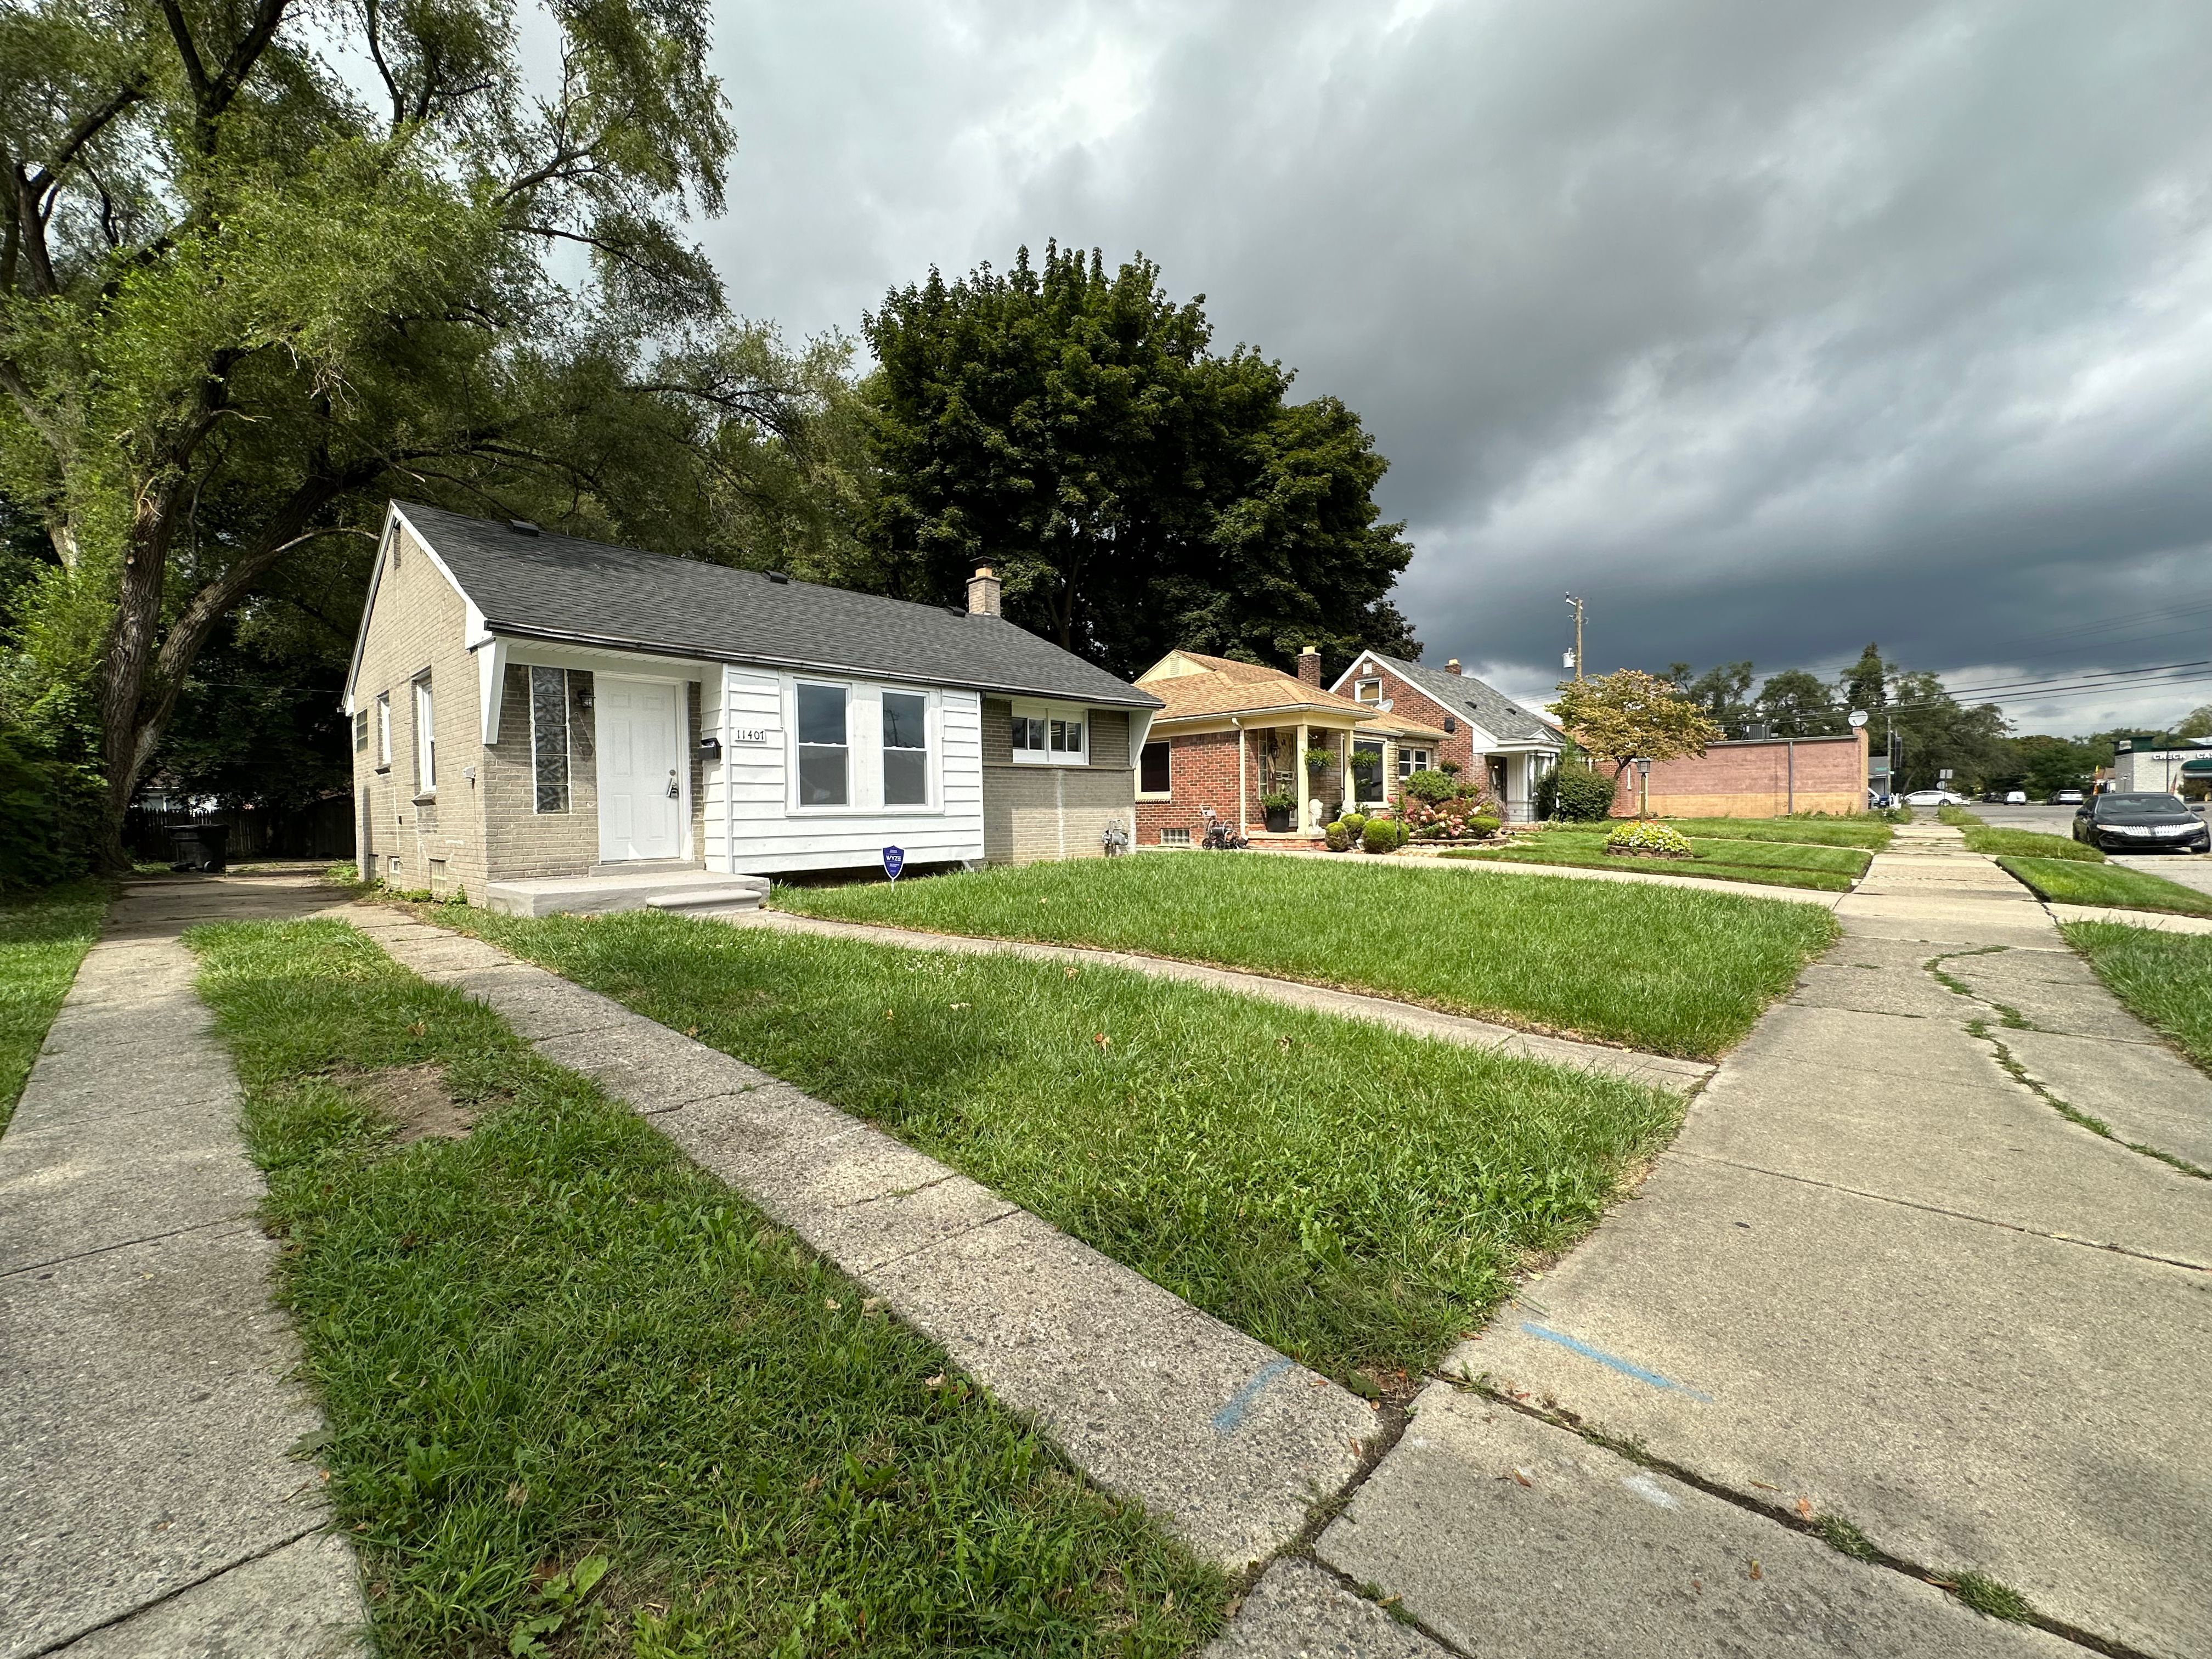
[{"x1": 696, "y1": 1, "x2": 2212, "y2": 733}]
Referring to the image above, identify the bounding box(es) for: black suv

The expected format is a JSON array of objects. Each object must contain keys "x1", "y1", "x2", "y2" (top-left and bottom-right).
[{"x1": 2072, "y1": 793, "x2": 2211, "y2": 854}]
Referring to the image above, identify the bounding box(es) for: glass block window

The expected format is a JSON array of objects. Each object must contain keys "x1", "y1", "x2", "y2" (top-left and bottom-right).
[
  {"x1": 530, "y1": 665, "x2": 569, "y2": 812},
  {"x1": 882, "y1": 690, "x2": 928, "y2": 806},
  {"x1": 1160, "y1": 826, "x2": 1192, "y2": 847}
]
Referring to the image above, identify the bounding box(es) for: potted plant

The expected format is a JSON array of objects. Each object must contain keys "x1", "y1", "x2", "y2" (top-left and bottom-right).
[{"x1": 1259, "y1": 788, "x2": 1298, "y2": 833}]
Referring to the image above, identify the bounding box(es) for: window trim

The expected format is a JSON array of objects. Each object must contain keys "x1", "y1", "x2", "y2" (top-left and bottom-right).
[
  {"x1": 791, "y1": 678, "x2": 851, "y2": 811},
  {"x1": 880, "y1": 686, "x2": 935, "y2": 812},
  {"x1": 1010, "y1": 698, "x2": 1088, "y2": 766},
  {"x1": 1353, "y1": 678, "x2": 1382, "y2": 704},
  {"x1": 412, "y1": 675, "x2": 437, "y2": 797},
  {"x1": 1397, "y1": 745, "x2": 1434, "y2": 781},
  {"x1": 1138, "y1": 739, "x2": 1172, "y2": 800}
]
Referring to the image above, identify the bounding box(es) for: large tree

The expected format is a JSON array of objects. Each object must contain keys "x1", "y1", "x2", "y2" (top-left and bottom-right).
[
  {"x1": 862, "y1": 242, "x2": 1417, "y2": 678},
  {"x1": 1, "y1": 0, "x2": 755, "y2": 866},
  {"x1": 1550, "y1": 669, "x2": 1723, "y2": 778}
]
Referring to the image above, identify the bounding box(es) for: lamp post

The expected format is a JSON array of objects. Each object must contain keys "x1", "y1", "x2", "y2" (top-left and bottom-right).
[{"x1": 1636, "y1": 756, "x2": 1652, "y2": 819}]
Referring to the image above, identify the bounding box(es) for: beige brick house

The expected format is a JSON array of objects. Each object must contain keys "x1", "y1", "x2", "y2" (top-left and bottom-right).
[{"x1": 343, "y1": 503, "x2": 1159, "y2": 900}]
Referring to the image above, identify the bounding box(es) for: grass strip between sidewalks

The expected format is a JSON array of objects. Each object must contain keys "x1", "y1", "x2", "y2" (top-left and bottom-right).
[
  {"x1": 1961, "y1": 827, "x2": 2101, "y2": 862},
  {"x1": 2063, "y1": 922, "x2": 2212, "y2": 1075},
  {"x1": 770, "y1": 855, "x2": 1835, "y2": 1058},
  {"x1": 1642, "y1": 815, "x2": 1895, "y2": 850},
  {"x1": 0, "y1": 879, "x2": 107, "y2": 1132},
  {"x1": 423, "y1": 901, "x2": 1686, "y2": 1386},
  {"x1": 1997, "y1": 855, "x2": 2212, "y2": 917},
  {"x1": 1444, "y1": 832, "x2": 1865, "y2": 892},
  {"x1": 189, "y1": 917, "x2": 1222, "y2": 1658}
]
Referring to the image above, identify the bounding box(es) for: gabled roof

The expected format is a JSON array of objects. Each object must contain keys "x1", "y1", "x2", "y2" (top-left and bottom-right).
[
  {"x1": 1137, "y1": 650, "x2": 1372, "y2": 722},
  {"x1": 1338, "y1": 651, "x2": 1560, "y2": 747},
  {"x1": 379, "y1": 502, "x2": 1159, "y2": 709}
]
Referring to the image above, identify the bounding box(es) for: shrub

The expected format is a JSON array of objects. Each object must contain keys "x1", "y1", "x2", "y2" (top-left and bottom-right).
[
  {"x1": 1605, "y1": 820, "x2": 1694, "y2": 858},
  {"x1": 1402, "y1": 768, "x2": 1463, "y2": 804},
  {"x1": 1362, "y1": 817, "x2": 1404, "y2": 854},
  {"x1": 1341, "y1": 812, "x2": 1367, "y2": 837},
  {"x1": 1539, "y1": 764, "x2": 1617, "y2": 822},
  {"x1": 1324, "y1": 821, "x2": 1352, "y2": 852},
  {"x1": 1468, "y1": 813, "x2": 1501, "y2": 839},
  {"x1": 0, "y1": 729, "x2": 92, "y2": 890}
]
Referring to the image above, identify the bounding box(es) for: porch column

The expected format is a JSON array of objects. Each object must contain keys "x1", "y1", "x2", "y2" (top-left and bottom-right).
[{"x1": 1296, "y1": 720, "x2": 1310, "y2": 833}]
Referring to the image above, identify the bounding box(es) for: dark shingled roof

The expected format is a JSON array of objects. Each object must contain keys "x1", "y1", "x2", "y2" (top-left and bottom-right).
[
  {"x1": 1360, "y1": 651, "x2": 1560, "y2": 746},
  {"x1": 395, "y1": 503, "x2": 1158, "y2": 709}
]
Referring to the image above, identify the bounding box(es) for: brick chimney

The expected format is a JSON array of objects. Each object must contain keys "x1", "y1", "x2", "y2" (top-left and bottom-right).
[
  {"x1": 1446, "y1": 658, "x2": 1463, "y2": 675},
  {"x1": 1297, "y1": 645, "x2": 1322, "y2": 686},
  {"x1": 966, "y1": 566, "x2": 1002, "y2": 617}
]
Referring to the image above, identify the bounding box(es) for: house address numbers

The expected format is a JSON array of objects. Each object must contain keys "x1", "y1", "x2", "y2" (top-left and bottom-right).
[{"x1": 729, "y1": 727, "x2": 772, "y2": 744}]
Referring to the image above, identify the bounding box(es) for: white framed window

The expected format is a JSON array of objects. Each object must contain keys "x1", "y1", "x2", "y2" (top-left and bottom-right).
[
  {"x1": 529, "y1": 665, "x2": 569, "y2": 813},
  {"x1": 1354, "y1": 679, "x2": 1381, "y2": 704},
  {"x1": 375, "y1": 693, "x2": 391, "y2": 769},
  {"x1": 413, "y1": 678, "x2": 436, "y2": 793},
  {"x1": 795, "y1": 681, "x2": 849, "y2": 806},
  {"x1": 1160, "y1": 826, "x2": 1192, "y2": 847},
  {"x1": 1011, "y1": 701, "x2": 1086, "y2": 765},
  {"x1": 882, "y1": 689, "x2": 930, "y2": 807},
  {"x1": 1397, "y1": 745, "x2": 1434, "y2": 780}
]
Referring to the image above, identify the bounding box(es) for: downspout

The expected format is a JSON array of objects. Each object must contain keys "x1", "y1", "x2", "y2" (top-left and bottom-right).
[{"x1": 1787, "y1": 738, "x2": 1796, "y2": 816}]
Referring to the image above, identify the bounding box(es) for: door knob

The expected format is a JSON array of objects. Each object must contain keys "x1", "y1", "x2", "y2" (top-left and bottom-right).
[{"x1": 666, "y1": 770, "x2": 679, "y2": 799}]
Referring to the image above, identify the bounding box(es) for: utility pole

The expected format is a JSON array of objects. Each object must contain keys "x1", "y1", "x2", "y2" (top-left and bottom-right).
[{"x1": 1564, "y1": 593, "x2": 1585, "y2": 682}]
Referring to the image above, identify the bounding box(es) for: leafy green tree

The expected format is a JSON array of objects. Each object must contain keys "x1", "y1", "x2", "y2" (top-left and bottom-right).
[
  {"x1": 1756, "y1": 668, "x2": 1844, "y2": 736},
  {"x1": 2176, "y1": 704, "x2": 2212, "y2": 740},
  {"x1": 862, "y1": 243, "x2": 1417, "y2": 678},
  {"x1": 1550, "y1": 669, "x2": 1723, "y2": 778},
  {"x1": 2007, "y1": 734, "x2": 2098, "y2": 797},
  {"x1": 1, "y1": 0, "x2": 749, "y2": 867},
  {"x1": 1683, "y1": 661, "x2": 1756, "y2": 731},
  {"x1": 1838, "y1": 643, "x2": 1889, "y2": 722},
  {"x1": 1887, "y1": 670, "x2": 2010, "y2": 791}
]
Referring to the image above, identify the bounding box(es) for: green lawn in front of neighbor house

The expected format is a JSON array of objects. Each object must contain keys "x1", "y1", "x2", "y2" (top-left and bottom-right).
[
  {"x1": 1996, "y1": 855, "x2": 2212, "y2": 917},
  {"x1": 1644, "y1": 815, "x2": 1896, "y2": 850},
  {"x1": 187, "y1": 917, "x2": 1222, "y2": 1658},
  {"x1": 424, "y1": 902, "x2": 1685, "y2": 1386},
  {"x1": 0, "y1": 880, "x2": 108, "y2": 1132},
  {"x1": 1445, "y1": 831, "x2": 1867, "y2": 891},
  {"x1": 769, "y1": 854, "x2": 1835, "y2": 1059},
  {"x1": 2063, "y1": 922, "x2": 2212, "y2": 1075}
]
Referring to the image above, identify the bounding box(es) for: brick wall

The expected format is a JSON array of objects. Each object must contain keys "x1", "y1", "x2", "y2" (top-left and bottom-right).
[
  {"x1": 1354, "y1": 671, "x2": 1476, "y2": 776},
  {"x1": 1136, "y1": 729, "x2": 1243, "y2": 842},
  {"x1": 481, "y1": 663, "x2": 600, "y2": 879},
  {"x1": 352, "y1": 523, "x2": 486, "y2": 898},
  {"x1": 1609, "y1": 733, "x2": 1870, "y2": 818},
  {"x1": 979, "y1": 699, "x2": 1136, "y2": 862}
]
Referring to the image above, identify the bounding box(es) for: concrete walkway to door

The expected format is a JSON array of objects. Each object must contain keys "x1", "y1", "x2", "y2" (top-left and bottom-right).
[
  {"x1": 0, "y1": 873, "x2": 364, "y2": 1659},
  {"x1": 1304, "y1": 819, "x2": 2211, "y2": 1658}
]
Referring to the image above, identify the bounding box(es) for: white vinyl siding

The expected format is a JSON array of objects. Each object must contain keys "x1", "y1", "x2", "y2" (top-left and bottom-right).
[{"x1": 699, "y1": 665, "x2": 983, "y2": 875}]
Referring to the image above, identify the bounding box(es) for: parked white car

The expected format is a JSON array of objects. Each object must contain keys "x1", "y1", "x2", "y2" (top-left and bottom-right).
[
  {"x1": 1900, "y1": 788, "x2": 1967, "y2": 807},
  {"x1": 2004, "y1": 790, "x2": 2027, "y2": 804}
]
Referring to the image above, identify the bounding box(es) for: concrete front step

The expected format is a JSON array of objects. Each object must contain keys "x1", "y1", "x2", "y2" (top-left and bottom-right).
[{"x1": 485, "y1": 871, "x2": 771, "y2": 918}]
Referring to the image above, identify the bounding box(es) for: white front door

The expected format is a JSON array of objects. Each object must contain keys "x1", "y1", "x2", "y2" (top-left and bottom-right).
[{"x1": 596, "y1": 676, "x2": 683, "y2": 861}]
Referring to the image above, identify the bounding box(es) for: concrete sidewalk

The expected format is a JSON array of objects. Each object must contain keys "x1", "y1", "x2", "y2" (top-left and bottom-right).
[
  {"x1": 1315, "y1": 821, "x2": 2211, "y2": 1657},
  {"x1": 0, "y1": 875, "x2": 363, "y2": 1658}
]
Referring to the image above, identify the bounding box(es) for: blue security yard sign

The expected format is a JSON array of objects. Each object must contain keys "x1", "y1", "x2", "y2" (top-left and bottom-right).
[{"x1": 882, "y1": 845, "x2": 906, "y2": 881}]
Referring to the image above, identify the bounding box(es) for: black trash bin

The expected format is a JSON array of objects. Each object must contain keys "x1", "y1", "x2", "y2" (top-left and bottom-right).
[{"x1": 168, "y1": 823, "x2": 229, "y2": 873}]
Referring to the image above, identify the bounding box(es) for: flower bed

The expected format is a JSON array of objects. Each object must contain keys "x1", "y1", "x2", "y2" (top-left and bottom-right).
[{"x1": 1605, "y1": 820, "x2": 1696, "y2": 859}]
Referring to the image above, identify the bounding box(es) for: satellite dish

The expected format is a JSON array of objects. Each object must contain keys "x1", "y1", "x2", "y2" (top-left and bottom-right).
[{"x1": 1848, "y1": 710, "x2": 1869, "y2": 729}]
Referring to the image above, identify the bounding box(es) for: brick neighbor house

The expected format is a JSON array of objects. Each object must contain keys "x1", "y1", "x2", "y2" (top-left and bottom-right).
[
  {"x1": 1606, "y1": 732, "x2": 1871, "y2": 817},
  {"x1": 342, "y1": 502, "x2": 1159, "y2": 905},
  {"x1": 1324, "y1": 651, "x2": 1563, "y2": 821},
  {"x1": 1131, "y1": 648, "x2": 1451, "y2": 845}
]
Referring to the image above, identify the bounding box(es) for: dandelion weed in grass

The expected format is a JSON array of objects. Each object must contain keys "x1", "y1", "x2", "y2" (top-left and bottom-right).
[
  {"x1": 769, "y1": 854, "x2": 1833, "y2": 1058},
  {"x1": 432, "y1": 905, "x2": 1687, "y2": 1383},
  {"x1": 188, "y1": 917, "x2": 1221, "y2": 1658}
]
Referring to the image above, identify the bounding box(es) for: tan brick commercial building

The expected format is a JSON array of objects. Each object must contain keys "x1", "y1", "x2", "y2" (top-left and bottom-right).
[
  {"x1": 1606, "y1": 732, "x2": 1871, "y2": 818},
  {"x1": 345, "y1": 504, "x2": 1158, "y2": 900},
  {"x1": 1130, "y1": 649, "x2": 1447, "y2": 845}
]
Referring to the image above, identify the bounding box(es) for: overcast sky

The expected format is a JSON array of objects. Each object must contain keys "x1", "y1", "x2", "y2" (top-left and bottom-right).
[{"x1": 688, "y1": 0, "x2": 2212, "y2": 735}]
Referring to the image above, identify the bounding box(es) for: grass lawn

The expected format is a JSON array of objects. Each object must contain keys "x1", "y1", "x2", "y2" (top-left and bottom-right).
[
  {"x1": 2063, "y1": 922, "x2": 2212, "y2": 1075},
  {"x1": 1446, "y1": 831, "x2": 1866, "y2": 892},
  {"x1": 1647, "y1": 815, "x2": 1895, "y2": 850},
  {"x1": 1996, "y1": 855, "x2": 2212, "y2": 917},
  {"x1": 0, "y1": 880, "x2": 108, "y2": 1132},
  {"x1": 771, "y1": 856, "x2": 1834, "y2": 1059},
  {"x1": 189, "y1": 917, "x2": 1220, "y2": 1657},
  {"x1": 424, "y1": 903, "x2": 1685, "y2": 1385},
  {"x1": 1962, "y1": 827, "x2": 2100, "y2": 861}
]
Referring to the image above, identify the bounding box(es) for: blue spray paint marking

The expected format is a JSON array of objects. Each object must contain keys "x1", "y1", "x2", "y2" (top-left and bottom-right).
[
  {"x1": 1518, "y1": 1322, "x2": 1713, "y2": 1401},
  {"x1": 1211, "y1": 1357, "x2": 1296, "y2": 1435}
]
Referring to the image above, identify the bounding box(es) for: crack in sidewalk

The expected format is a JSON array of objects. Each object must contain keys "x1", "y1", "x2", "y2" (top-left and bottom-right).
[{"x1": 1924, "y1": 950, "x2": 2210, "y2": 1180}]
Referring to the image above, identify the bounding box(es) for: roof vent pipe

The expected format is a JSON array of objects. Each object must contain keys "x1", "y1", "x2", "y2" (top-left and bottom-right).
[
  {"x1": 767, "y1": 571, "x2": 789, "y2": 584},
  {"x1": 509, "y1": 519, "x2": 540, "y2": 537}
]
